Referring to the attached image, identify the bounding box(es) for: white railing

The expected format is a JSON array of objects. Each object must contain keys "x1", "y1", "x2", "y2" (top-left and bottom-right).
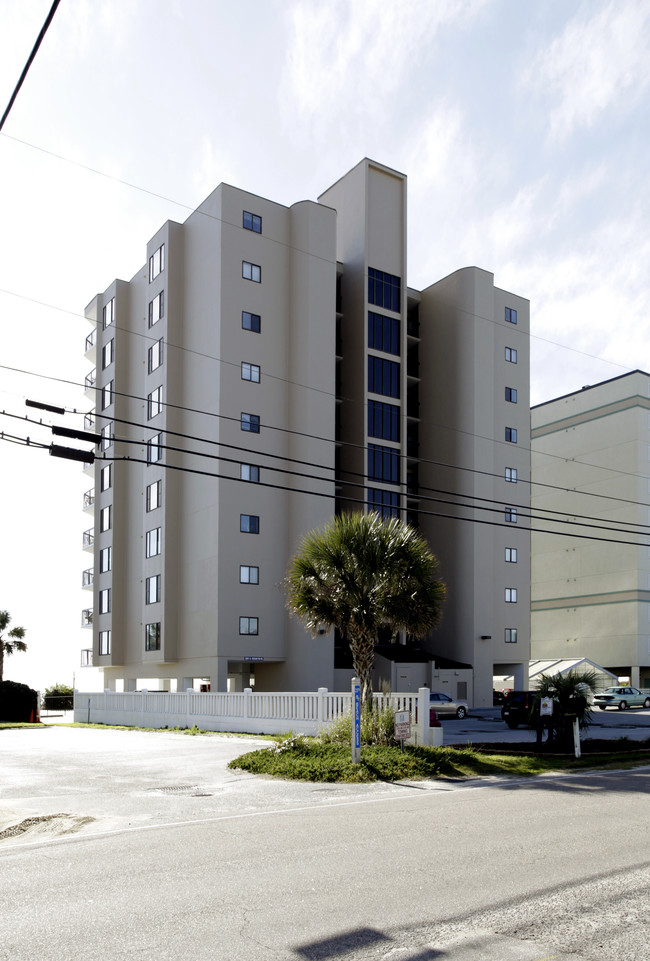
[{"x1": 73, "y1": 687, "x2": 441, "y2": 745}]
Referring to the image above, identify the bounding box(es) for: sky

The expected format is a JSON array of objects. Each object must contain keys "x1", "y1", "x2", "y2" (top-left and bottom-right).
[{"x1": 0, "y1": 0, "x2": 648, "y2": 693}]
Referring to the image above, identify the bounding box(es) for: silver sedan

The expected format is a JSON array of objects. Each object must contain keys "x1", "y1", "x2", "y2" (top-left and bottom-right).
[{"x1": 429, "y1": 691, "x2": 468, "y2": 719}]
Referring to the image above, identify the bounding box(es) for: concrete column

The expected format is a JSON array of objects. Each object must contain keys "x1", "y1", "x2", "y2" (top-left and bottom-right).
[
  {"x1": 630, "y1": 665, "x2": 641, "y2": 687},
  {"x1": 125, "y1": 678, "x2": 137, "y2": 692},
  {"x1": 181, "y1": 677, "x2": 194, "y2": 692}
]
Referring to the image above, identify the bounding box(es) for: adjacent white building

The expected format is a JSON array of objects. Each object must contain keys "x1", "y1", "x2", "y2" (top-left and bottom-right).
[
  {"x1": 81, "y1": 158, "x2": 531, "y2": 706},
  {"x1": 531, "y1": 370, "x2": 650, "y2": 688}
]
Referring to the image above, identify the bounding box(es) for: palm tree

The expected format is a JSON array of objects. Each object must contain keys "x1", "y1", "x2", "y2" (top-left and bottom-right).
[
  {"x1": 535, "y1": 668, "x2": 600, "y2": 745},
  {"x1": 284, "y1": 512, "x2": 446, "y2": 705},
  {"x1": 0, "y1": 610, "x2": 27, "y2": 683}
]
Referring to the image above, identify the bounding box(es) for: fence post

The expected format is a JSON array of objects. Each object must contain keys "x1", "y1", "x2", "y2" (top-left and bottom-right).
[
  {"x1": 186, "y1": 689, "x2": 195, "y2": 728},
  {"x1": 418, "y1": 687, "x2": 430, "y2": 746},
  {"x1": 317, "y1": 687, "x2": 327, "y2": 732},
  {"x1": 244, "y1": 688, "x2": 252, "y2": 734}
]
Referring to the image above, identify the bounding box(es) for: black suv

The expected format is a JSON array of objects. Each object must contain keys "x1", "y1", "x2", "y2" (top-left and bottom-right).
[{"x1": 501, "y1": 691, "x2": 538, "y2": 729}]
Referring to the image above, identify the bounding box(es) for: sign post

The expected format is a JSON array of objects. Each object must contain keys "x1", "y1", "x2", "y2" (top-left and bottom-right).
[
  {"x1": 351, "y1": 677, "x2": 361, "y2": 764},
  {"x1": 394, "y1": 710, "x2": 411, "y2": 752}
]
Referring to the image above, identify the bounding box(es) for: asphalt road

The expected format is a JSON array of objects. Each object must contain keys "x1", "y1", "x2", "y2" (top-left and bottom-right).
[{"x1": 1, "y1": 726, "x2": 649, "y2": 960}]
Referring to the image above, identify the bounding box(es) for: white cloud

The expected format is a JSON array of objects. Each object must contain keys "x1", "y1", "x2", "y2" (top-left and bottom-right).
[
  {"x1": 282, "y1": 0, "x2": 488, "y2": 124},
  {"x1": 524, "y1": 0, "x2": 650, "y2": 142}
]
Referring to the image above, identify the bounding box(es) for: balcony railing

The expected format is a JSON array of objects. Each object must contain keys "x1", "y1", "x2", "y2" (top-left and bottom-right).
[
  {"x1": 83, "y1": 528, "x2": 94, "y2": 550},
  {"x1": 85, "y1": 329, "x2": 96, "y2": 353},
  {"x1": 80, "y1": 649, "x2": 93, "y2": 667},
  {"x1": 83, "y1": 488, "x2": 94, "y2": 510},
  {"x1": 84, "y1": 411, "x2": 95, "y2": 431},
  {"x1": 82, "y1": 568, "x2": 94, "y2": 589},
  {"x1": 84, "y1": 368, "x2": 96, "y2": 391},
  {"x1": 81, "y1": 609, "x2": 93, "y2": 628}
]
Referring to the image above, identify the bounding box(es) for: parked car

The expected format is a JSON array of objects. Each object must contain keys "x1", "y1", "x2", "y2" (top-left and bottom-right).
[
  {"x1": 429, "y1": 691, "x2": 468, "y2": 719},
  {"x1": 501, "y1": 691, "x2": 538, "y2": 729},
  {"x1": 493, "y1": 690, "x2": 506, "y2": 706},
  {"x1": 593, "y1": 687, "x2": 650, "y2": 711}
]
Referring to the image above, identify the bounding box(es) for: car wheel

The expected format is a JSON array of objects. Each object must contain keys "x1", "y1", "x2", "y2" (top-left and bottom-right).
[
  {"x1": 618, "y1": 701, "x2": 628, "y2": 710},
  {"x1": 644, "y1": 698, "x2": 650, "y2": 708},
  {"x1": 456, "y1": 706, "x2": 467, "y2": 719},
  {"x1": 599, "y1": 705, "x2": 607, "y2": 710},
  {"x1": 506, "y1": 720, "x2": 519, "y2": 729}
]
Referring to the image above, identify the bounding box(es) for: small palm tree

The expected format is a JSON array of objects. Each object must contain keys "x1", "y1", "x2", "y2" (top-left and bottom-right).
[
  {"x1": 0, "y1": 610, "x2": 27, "y2": 683},
  {"x1": 536, "y1": 669, "x2": 600, "y2": 745},
  {"x1": 284, "y1": 512, "x2": 446, "y2": 705}
]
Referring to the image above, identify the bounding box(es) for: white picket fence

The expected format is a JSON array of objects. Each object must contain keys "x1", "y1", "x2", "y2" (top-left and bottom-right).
[{"x1": 73, "y1": 686, "x2": 442, "y2": 745}]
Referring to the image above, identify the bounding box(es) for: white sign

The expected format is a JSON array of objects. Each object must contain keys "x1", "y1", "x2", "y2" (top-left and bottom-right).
[
  {"x1": 394, "y1": 710, "x2": 411, "y2": 740},
  {"x1": 540, "y1": 696, "x2": 554, "y2": 716}
]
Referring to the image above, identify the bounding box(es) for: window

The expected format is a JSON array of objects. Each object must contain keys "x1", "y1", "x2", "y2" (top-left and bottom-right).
[
  {"x1": 368, "y1": 488, "x2": 399, "y2": 519},
  {"x1": 368, "y1": 356, "x2": 400, "y2": 398},
  {"x1": 146, "y1": 480, "x2": 161, "y2": 512},
  {"x1": 99, "y1": 546, "x2": 112, "y2": 573},
  {"x1": 100, "y1": 505, "x2": 112, "y2": 532},
  {"x1": 148, "y1": 386, "x2": 163, "y2": 419},
  {"x1": 368, "y1": 267, "x2": 401, "y2": 312},
  {"x1": 242, "y1": 311, "x2": 261, "y2": 333},
  {"x1": 505, "y1": 467, "x2": 518, "y2": 483},
  {"x1": 101, "y1": 424, "x2": 113, "y2": 451},
  {"x1": 101, "y1": 381, "x2": 114, "y2": 410},
  {"x1": 368, "y1": 400, "x2": 400, "y2": 442},
  {"x1": 240, "y1": 565, "x2": 259, "y2": 584},
  {"x1": 505, "y1": 387, "x2": 517, "y2": 404},
  {"x1": 149, "y1": 244, "x2": 164, "y2": 283},
  {"x1": 102, "y1": 339, "x2": 114, "y2": 369},
  {"x1": 368, "y1": 312, "x2": 400, "y2": 355},
  {"x1": 505, "y1": 628, "x2": 518, "y2": 644},
  {"x1": 505, "y1": 307, "x2": 517, "y2": 325},
  {"x1": 243, "y1": 211, "x2": 262, "y2": 233},
  {"x1": 241, "y1": 362, "x2": 260, "y2": 383},
  {"x1": 368, "y1": 444, "x2": 400, "y2": 484},
  {"x1": 505, "y1": 427, "x2": 517, "y2": 443},
  {"x1": 145, "y1": 622, "x2": 161, "y2": 651},
  {"x1": 242, "y1": 261, "x2": 261, "y2": 283},
  {"x1": 102, "y1": 297, "x2": 115, "y2": 330},
  {"x1": 240, "y1": 514, "x2": 259, "y2": 534},
  {"x1": 505, "y1": 588, "x2": 518, "y2": 603},
  {"x1": 239, "y1": 616, "x2": 259, "y2": 635},
  {"x1": 505, "y1": 347, "x2": 517, "y2": 364},
  {"x1": 505, "y1": 507, "x2": 518, "y2": 523},
  {"x1": 240, "y1": 463, "x2": 260, "y2": 483},
  {"x1": 241, "y1": 412, "x2": 260, "y2": 433},
  {"x1": 148, "y1": 338, "x2": 164, "y2": 373},
  {"x1": 99, "y1": 630, "x2": 111, "y2": 655},
  {"x1": 149, "y1": 291, "x2": 164, "y2": 327},
  {"x1": 100, "y1": 464, "x2": 112, "y2": 492},
  {"x1": 505, "y1": 547, "x2": 517, "y2": 563},
  {"x1": 98, "y1": 588, "x2": 111, "y2": 614},
  {"x1": 146, "y1": 574, "x2": 161, "y2": 605},
  {"x1": 147, "y1": 433, "x2": 162, "y2": 464},
  {"x1": 146, "y1": 527, "x2": 162, "y2": 557}
]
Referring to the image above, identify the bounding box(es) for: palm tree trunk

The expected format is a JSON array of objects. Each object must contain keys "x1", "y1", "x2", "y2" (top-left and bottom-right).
[
  {"x1": 0, "y1": 644, "x2": 4, "y2": 684},
  {"x1": 349, "y1": 633, "x2": 375, "y2": 709}
]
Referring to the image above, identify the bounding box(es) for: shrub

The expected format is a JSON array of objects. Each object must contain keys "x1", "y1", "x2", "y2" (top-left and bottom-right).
[
  {"x1": 42, "y1": 683, "x2": 74, "y2": 711},
  {"x1": 0, "y1": 680, "x2": 39, "y2": 722},
  {"x1": 320, "y1": 705, "x2": 395, "y2": 746}
]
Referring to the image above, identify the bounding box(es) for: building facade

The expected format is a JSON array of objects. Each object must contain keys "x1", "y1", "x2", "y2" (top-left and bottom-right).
[
  {"x1": 531, "y1": 370, "x2": 650, "y2": 687},
  {"x1": 82, "y1": 158, "x2": 530, "y2": 705}
]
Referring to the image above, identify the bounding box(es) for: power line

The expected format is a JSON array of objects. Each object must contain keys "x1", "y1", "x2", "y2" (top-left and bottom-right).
[
  {"x1": 0, "y1": 0, "x2": 62, "y2": 132},
  {"x1": 4, "y1": 358, "x2": 650, "y2": 521}
]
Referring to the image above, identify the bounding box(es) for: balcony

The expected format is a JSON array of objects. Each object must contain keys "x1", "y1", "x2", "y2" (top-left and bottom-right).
[
  {"x1": 84, "y1": 328, "x2": 96, "y2": 363},
  {"x1": 80, "y1": 649, "x2": 93, "y2": 667},
  {"x1": 84, "y1": 411, "x2": 95, "y2": 431},
  {"x1": 82, "y1": 568, "x2": 94, "y2": 589},
  {"x1": 83, "y1": 488, "x2": 94, "y2": 511},
  {"x1": 82, "y1": 528, "x2": 94, "y2": 550},
  {"x1": 84, "y1": 368, "x2": 96, "y2": 394},
  {"x1": 81, "y1": 609, "x2": 93, "y2": 628}
]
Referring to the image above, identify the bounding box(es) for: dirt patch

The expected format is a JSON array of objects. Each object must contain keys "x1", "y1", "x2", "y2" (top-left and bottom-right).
[{"x1": 0, "y1": 813, "x2": 96, "y2": 842}]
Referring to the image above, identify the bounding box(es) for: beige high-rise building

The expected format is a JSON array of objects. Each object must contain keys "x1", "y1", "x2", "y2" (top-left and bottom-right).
[
  {"x1": 81, "y1": 159, "x2": 530, "y2": 705},
  {"x1": 531, "y1": 370, "x2": 650, "y2": 687}
]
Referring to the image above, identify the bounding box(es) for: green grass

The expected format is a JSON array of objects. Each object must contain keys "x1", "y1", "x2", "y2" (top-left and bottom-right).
[{"x1": 228, "y1": 737, "x2": 650, "y2": 783}]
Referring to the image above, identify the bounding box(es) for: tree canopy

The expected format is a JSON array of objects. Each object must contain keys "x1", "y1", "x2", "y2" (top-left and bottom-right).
[
  {"x1": 0, "y1": 610, "x2": 27, "y2": 683},
  {"x1": 284, "y1": 512, "x2": 446, "y2": 704}
]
